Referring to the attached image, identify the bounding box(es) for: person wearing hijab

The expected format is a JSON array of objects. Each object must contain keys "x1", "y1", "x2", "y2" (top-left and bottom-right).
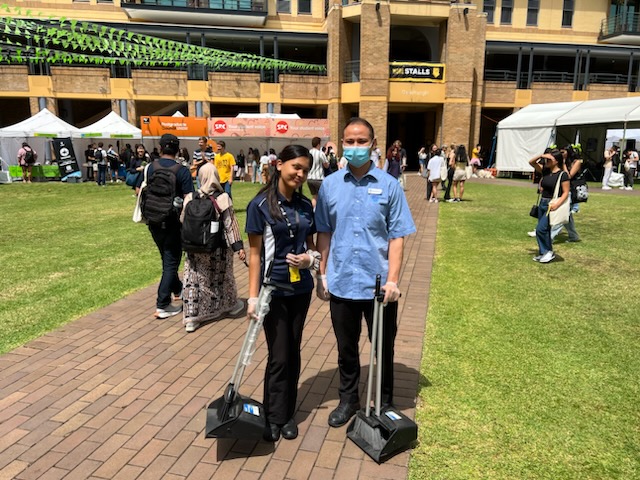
[{"x1": 180, "y1": 162, "x2": 246, "y2": 333}]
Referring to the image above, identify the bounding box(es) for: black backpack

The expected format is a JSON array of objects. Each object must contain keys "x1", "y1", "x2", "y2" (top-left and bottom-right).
[
  {"x1": 141, "y1": 161, "x2": 181, "y2": 225},
  {"x1": 24, "y1": 148, "x2": 35, "y2": 164},
  {"x1": 181, "y1": 193, "x2": 225, "y2": 253},
  {"x1": 94, "y1": 149, "x2": 103, "y2": 161}
]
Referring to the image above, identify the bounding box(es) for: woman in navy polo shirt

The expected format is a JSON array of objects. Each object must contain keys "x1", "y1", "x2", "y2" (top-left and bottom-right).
[{"x1": 245, "y1": 144, "x2": 320, "y2": 442}]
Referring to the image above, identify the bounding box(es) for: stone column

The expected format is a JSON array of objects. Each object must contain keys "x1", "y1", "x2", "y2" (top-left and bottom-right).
[
  {"x1": 443, "y1": 4, "x2": 486, "y2": 148},
  {"x1": 359, "y1": 0, "x2": 390, "y2": 153},
  {"x1": 326, "y1": 0, "x2": 351, "y2": 144}
]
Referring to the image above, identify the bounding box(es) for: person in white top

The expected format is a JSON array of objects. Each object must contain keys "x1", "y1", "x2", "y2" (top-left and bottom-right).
[
  {"x1": 307, "y1": 137, "x2": 328, "y2": 208},
  {"x1": 259, "y1": 150, "x2": 271, "y2": 184},
  {"x1": 426, "y1": 149, "x2": 445, "y2": 202}
]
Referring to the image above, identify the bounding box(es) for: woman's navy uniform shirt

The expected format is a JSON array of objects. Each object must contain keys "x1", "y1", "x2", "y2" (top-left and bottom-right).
[{"x1": 245, "y1": 191, "x2": 316, "y2": 296}]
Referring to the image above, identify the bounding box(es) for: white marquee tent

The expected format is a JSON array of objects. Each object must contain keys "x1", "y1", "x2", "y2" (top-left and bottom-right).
[
  {"x1": 79, "y1": 111, "x2": 142, "y2": 139},
  {"x1": 496, "y1": 96, "x2": 640, "y2": 172},
  {"x1": 0, "y1": 108, "x2": 82, "y2": 165}
]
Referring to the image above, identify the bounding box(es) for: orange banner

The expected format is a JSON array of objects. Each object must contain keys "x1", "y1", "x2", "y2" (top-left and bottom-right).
[{"x1": 140, "y1": 116, "x2": 208, "y2": 137}]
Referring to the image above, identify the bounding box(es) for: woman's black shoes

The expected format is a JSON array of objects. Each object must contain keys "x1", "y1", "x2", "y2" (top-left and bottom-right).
[
  {"x1": 281, "y1": 419, "x2": 298, "y2": 440},
  {"x1": 264, "y1": 423, "x2": 281, "y2": 442},
  {"x1": 264, "y1": 419, "x2": 298, "y2": 441}
]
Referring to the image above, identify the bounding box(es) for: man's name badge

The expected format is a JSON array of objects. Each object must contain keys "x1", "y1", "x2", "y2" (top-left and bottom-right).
[{"x1": 368, "y1": 188, "x2": 383, "y2": 195}]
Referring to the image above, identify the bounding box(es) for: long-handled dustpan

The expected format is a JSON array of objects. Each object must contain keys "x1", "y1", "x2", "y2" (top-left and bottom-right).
[
  {"x1": 347, "y1": 275, "x2": 418, "y2": 463},
  {"x1": 205, "y1": 283, "x2": 276, "y2": 440}
]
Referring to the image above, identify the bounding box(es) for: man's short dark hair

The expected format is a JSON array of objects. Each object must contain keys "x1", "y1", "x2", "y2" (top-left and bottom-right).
[
  {"x1": 160, "y1": 134, "x2": 180, "y2": 155},
  {"x1": 344, "y1": 117, "x2": 375, "y2": 140},
  {"x1": 312, "y1": 137, "x2": 321, "y2": 148}
]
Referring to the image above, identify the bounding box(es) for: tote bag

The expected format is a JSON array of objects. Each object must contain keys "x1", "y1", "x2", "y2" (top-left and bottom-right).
[
  {"x1": 132, "y1": 164, "x2": 150, "y2": 223},
  {"x1": 548, "y1": 173, "x2": 570, "y2": 227}
]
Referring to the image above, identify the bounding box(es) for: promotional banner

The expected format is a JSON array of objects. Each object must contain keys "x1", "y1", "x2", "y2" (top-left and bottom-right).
[
  {"x1": 52, "y1": 137, "x2": 80, "y2": 177},
  {"x1": 389, "y1": 62, "x2": 445, "y2": 83},
  {"x1": 140, "y1": 116, "x2": 208, "y2": 137},
  {"x1": 207, "y1": 117, "x2": 329, "y2": 139}
]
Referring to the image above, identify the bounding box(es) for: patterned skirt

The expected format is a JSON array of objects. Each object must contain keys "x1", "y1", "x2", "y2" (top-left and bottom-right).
[{"x1": 182, "y1": 248, "x2": 238, "y2": 325}]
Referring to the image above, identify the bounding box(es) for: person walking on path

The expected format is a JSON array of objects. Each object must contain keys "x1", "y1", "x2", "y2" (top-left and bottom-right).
[
  {"x1": 136, "y1": 134, "x2": 194, "y2": 318},
  {"x1": 181, "y1": 162, "x2": 246, "y2": 333},
  {"x1": 315, "y1": 117, "x2": 416, "y2": 428},
  {"x1": 245, "y1": 144, "x2": 320, "y2": 442}
]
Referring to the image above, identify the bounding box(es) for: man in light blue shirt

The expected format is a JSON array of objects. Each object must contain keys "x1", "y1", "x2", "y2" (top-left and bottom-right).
[{"x1": 315, "y1": 117, "x2": 416, "y2": 428}]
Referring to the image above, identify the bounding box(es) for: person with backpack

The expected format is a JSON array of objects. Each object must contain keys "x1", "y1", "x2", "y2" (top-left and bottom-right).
[
  {"x1": 180, "y1": 162, "x2": 246, "y2": 333},
  {"x1": 94, "y1": 142, "x2": 108, "y2": 186},
  {"x1": 17, "y1": 142, "x2": 37, "y2": 183},
  {"x1": 107, "y1": 144, "x2": 120, "y2": 183},
  {"x1": 136, "y1": 134, "x2": 194, "y2": 319}
]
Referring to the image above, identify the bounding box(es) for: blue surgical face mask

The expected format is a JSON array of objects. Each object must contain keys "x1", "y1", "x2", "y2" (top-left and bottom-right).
[{"x1": 343, "y1": 144, "x2": 372, "y2": 168}]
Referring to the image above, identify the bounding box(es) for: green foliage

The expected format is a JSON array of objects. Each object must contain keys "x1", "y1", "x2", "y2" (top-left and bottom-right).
[
  {"x1": 0, "y1": 6, "x2": 326, "y2": 73},
  {"x1": 410, "y1": 182, "x2": 640, "y2": 479},
  {"x1": 0, "y1": 180, "x2": 262, "y2": 354}
]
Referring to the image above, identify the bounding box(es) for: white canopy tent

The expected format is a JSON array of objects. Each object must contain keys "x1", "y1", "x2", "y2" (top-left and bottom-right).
[
  {"x1": 78, "y1": 111, "x2": 142, "y2": 139},
  {"x1": 496, "y1": 97, "x2": 640, "y2": 172},
  {"x1": 0, "y1": 109, "x2": 82, "y2": 165}
]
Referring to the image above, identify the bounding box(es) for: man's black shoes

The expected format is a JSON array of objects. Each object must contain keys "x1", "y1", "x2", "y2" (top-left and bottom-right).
[{"x1": 328, "y1": 402, "x2": 360, "y2": 428}]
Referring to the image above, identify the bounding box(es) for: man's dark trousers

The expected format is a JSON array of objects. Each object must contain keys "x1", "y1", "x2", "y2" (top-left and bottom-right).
[
  {"x1": 149, "y1": 220, "x2": 183, "y2": 308},
  {"x1": 330, "y1": 295, "x2": 398, "y2": 406}
]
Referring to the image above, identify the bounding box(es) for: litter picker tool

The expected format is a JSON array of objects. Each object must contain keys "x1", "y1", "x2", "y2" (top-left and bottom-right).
[
  {"x1": 346, "y1": 275, "x2": 418, "y2": 463},
  {"x1": 205, "y1": 282, "x2": 281, "y2": 440}
]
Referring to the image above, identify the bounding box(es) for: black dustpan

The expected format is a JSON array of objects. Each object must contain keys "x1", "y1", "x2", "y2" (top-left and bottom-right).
[
  {"x1": 346, "y1": 275, "x2": 418, "y2": 463},
  {"x1": 205, "y1": 390, "x2": 265, "y2": 440},
  {"x1": 205, "y1": 284, "x2": 276, "y2": 440}
]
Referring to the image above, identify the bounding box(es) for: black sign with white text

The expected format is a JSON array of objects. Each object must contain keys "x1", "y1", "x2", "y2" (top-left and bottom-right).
[
  {"x1": 53, "y1": 138, "x2": 80, "y2": 177},
  {"x1": 389, "y1": 62, "x2": 445, "y2": 83}
]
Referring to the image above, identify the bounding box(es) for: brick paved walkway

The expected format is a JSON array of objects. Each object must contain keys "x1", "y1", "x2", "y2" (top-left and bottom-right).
[{"x1": 0, "y1": 175, "x2": 437, "y2": 480}]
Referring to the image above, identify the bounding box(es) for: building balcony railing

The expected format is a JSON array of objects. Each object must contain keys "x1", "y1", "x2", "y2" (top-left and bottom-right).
[
  {"x1": 121, "y1": 0, "x2": 265, "y2": 11},
  {"x1": 599, "y1": 12, "x2": 640, "y2": 44},
  {"x1": 485, "y1": 69, "x2": 640, "y2": 91}
]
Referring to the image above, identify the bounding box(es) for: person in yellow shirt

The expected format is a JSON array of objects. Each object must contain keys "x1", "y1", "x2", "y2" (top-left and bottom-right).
[{"x1": 214, "y1": 140, "x2": 236, "y2": 198}]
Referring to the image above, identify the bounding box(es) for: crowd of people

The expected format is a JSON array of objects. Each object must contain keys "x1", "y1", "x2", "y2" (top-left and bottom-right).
[
  {"x1": 134, "y1": 119, "x2": 416, "y2": 443},
  {"x1": 418, "y1": 142, "x2": 486, "y2": 203}
]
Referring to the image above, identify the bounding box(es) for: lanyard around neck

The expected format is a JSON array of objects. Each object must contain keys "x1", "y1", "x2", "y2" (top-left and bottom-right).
[{"x1": 278, "y1": 200, "x2": 299, "y2": 240}]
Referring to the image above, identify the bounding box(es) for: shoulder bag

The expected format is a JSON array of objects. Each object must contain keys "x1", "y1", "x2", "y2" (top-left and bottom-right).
[
  {"x1": 548, "y1": 173, "x2": 570, "y2": 227},
  {"x1": 529, "y1": 190, "x2": 541, "y2": 218},
  {"x1": 132, "y1": 164, "x2": 150, "y2": 223}
]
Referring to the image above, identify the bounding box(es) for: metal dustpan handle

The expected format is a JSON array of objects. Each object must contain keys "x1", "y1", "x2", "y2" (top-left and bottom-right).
[
  {"x1": 228, "y1": 283, "x2": 277, "y2": 398},
  {"x1": 365, "y1": 275, "x2": 385, "y2": 418}
]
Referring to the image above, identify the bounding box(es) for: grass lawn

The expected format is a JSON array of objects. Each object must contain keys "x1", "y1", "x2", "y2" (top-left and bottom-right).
[
  {"x1": 0, "y1": 180, "x2": 262, "y2": 354},
  {"x1": 410, "y1": 182, "x2": 640, "y2": 479}
]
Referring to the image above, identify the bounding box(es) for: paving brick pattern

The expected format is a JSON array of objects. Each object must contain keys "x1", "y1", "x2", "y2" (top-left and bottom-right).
[{"x1": 0, "y1": 175, "x2": 437, "y2": 480}]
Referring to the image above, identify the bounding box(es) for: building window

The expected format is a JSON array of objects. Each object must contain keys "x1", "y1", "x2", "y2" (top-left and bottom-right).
[
  {"x1": 527, "y1": 0, "x2": 539, "y2": 26},
  {"x1": 299, "y1": 0, "x2": 311, "y2": 14},
  {"x1": 483, "y1": 0, "x2": 495, "y2": 24},
  {"x1": 277, "y1": 0, "x2": 290, "y2": 13},
  {"x1": 500, "y1": 0, "x2": 513, "y2": 25},
  {"x1": 562, "y1": 0, "x2": 574, "y2": 27}
]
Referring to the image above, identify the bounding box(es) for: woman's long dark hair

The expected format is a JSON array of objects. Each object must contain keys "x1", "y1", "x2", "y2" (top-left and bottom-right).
[
  {"x1": 455, "y1": 144, "x2": 469, "y2": 164},
  {"x1": 258, "y1": 144, "x2": 311, "y2": 221},
  {"x1": 134, "y1": 143, "x2": 148, "y2": 158},
  {"x1": 549, "y1": 148, "x2": 564, "y2": 169}
]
